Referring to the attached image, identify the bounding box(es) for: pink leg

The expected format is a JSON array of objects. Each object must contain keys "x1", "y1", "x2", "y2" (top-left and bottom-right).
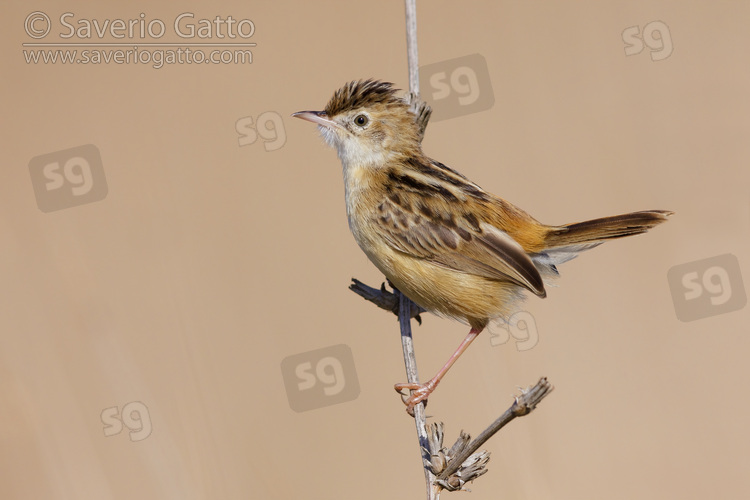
[{"x1": 395, "y1": 327, "x2": 482, "y2": 414}]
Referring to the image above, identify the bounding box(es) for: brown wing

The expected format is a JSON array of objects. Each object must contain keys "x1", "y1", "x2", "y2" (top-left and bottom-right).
[{"x1": 373, "y1": 196, "x2": 546, "y2": 297}]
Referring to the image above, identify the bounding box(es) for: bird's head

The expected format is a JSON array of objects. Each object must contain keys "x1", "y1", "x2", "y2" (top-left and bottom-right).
[{"x1": 293, "y1": 79, "x2": 422, "y2": 167}]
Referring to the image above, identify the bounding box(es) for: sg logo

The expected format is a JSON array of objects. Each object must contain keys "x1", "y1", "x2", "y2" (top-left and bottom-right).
[
  {"x1": 28, "y1": 144, "x2": 108, "y2": 212},
  {"x1": 489, "y1": 311, "x2": 539, "y2": 351},
  {"x1": 667, "y1": 254, "x2": 746, "y2": 322},
  {"x1": 622, "y1": 21, "x2": 673, "y2": 61},
  {"x1": 280, "y1": 344, "x2": 360, "y2": 412},
  {"x1": 236, "y1": 111, "x2": 286, "y2": 151},
  {"x1": 420, "y1": 54, "x2": 495, "y2": 121},
  {"x1": 101, "y1": 401, "x2": 153, "y2": 442}
]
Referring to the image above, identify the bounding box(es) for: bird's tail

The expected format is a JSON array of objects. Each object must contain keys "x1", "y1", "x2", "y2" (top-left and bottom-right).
[
  {"x1": 544, "y1": 210, "x2": 673, "y2": 250},
  {"x1": 530, "y1": 210, "x2": 672, "y2": 280}
]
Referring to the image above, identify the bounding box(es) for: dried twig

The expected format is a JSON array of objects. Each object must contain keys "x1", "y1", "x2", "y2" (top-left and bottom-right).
[
  {"x1": 404, "y1": 0, "x2": 420, "y2": 97},
  {"x1": 397, "y1": 289, "x2": 439, "y2": 499},
  {"x1": 436, "y1": 378, "x2": 555, "y2": 484},
  {"x1": 405, "y1": 92, "x2": 432, "y2": 143},
  {"x1": 423, "y1": 422, "x2": 490, "y2": 492},
  {"x1": 349, "y1": 279, "x2": 425, "y2": 323}
]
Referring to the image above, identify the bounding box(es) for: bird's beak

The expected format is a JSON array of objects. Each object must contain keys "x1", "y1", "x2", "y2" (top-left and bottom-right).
[{"x1": 292, "y1": 110, "x2": 342, "y2": 130}]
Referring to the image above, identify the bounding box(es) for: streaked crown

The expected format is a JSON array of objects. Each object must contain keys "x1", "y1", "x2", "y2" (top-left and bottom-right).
[{"x1": 324, "y1": 79, "x2": 407, "y2": 117}]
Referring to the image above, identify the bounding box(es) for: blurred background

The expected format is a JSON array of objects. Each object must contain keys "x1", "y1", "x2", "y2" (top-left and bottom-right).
[{"x1": 3, "y1": 1, "x2": 749, "y2": 499}]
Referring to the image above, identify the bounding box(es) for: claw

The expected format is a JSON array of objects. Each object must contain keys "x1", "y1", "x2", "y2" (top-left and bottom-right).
[{"x1": 396, "y1": 388, "x2": 410, "y2": 405}]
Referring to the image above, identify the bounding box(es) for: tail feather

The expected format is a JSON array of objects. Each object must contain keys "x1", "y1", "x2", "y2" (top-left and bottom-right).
[{"x1": 544, "y1": 210, "x2": 673, "y2": 249}]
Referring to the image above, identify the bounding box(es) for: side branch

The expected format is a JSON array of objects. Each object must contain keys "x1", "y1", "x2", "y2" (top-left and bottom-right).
[
  {"x1": 349, "y1": 279, "x2": 425, "y2": 323},
  {"x1": 436, "y1": 377, "x2": 554, "y2": 485}
]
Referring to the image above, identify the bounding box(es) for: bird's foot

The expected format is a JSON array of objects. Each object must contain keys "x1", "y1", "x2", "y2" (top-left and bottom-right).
[{"x1": 394, "y1": 379, "x2": 438, "y2": 416}]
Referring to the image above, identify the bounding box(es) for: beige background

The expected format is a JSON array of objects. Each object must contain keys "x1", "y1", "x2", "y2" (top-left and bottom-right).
[{"x1": 3, "y1": 1, "x2": 749, "y2": 499}]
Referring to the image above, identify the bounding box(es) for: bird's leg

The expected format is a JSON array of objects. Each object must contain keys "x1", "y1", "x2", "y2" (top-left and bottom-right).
[{"x1": 395, "y1": 327, "x2": 482, "y2": 415}]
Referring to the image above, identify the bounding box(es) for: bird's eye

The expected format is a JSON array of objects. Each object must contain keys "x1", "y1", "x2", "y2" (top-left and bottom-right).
[{"x1": 354, "y1": 114, "x2": 369, "y2": 127}]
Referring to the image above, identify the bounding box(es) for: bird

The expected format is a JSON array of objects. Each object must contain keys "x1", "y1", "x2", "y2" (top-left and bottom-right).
[{"x1": 293, "y1": 79, "x2": 671, "y2": 414}]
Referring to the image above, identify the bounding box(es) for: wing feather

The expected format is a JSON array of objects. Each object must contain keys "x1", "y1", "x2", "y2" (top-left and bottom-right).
[{"x1": 375, "y1": 198, "x2": 546, "y2": 297}]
